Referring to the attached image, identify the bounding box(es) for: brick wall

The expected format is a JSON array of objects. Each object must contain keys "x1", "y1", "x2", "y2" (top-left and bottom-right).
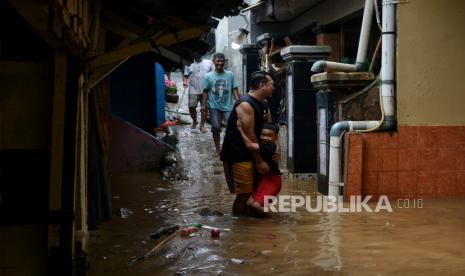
[
  {"x1": 316, "y1": 33, "x2": 341, "y2": 62},
  {"x1": 344, "y1": 126, "x2": 465, "y2": 200}
]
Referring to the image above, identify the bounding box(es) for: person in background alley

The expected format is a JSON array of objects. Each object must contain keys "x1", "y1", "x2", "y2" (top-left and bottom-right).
[
  {"x1": 202, "y1": 53, "x2": 240, "y2": 157},
  {"x1": 183, "y1": 54, "x2": 215, "y2": 132},
  {"x1": 220, "y1": 71, "x2": 277, "y2": 216},
  {"x1": 236, "y1": 122, "x2": 282, "y2": 215}
]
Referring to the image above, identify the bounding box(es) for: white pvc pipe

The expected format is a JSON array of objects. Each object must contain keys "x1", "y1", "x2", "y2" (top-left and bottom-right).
[
  {"x1": 313, "y1": 61, "x2": 356, "y2": 72},
  {"x1": 355, "y1": 0, "x2": 375, "y2": 67},
  {"x1": 328, "y1": 121, "x2": 379, "y2": 197},
  {"x1": 381, "y1": 1, "x2": 396, "y2": 117},
  {"x1": 328, "y1": 136, "x2": 342, "y2": 197},
  {"x1": 311, "y1": 0, "x2": 374, "y2": 73},
  {"x1": 327, "y1": 0, "x2": 397, "y2": 198}
]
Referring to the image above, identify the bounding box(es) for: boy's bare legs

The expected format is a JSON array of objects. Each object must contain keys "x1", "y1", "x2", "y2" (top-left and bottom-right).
[
  {"x1": 247, "y1": 197, "x2": 272, "y2": 217},
  {"x1": 251, "y1": 201, "x2": 265, "y2": 213}
]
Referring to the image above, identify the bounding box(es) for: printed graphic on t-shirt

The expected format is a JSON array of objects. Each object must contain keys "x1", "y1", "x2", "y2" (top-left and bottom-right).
[
  {"x1": 214, "y1": 79, "x2": 229, "y2": 102},
  {"x1": 193, "y1": 68, "x2": 202, "y2": 77}
]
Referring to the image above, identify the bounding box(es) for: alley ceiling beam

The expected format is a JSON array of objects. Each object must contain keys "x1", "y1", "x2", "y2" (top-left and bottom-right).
[
  {"x1": 86, "y1": 27, "x2": 206, "y2": 70},
  {"x1": 85, "y1": 29, "x2": 164, "y2": 91},
  {"x1": 152, "y1": 46, "x2": 192, "y2": 67},
  {"x1": 84, "y1": 58, "x2": 126, "y2": 92},
  {"x1": 84, "y1": 45, "x2": 191, "y2": 92}
]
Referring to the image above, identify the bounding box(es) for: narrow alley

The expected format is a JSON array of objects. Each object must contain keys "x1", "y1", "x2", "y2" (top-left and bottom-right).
[
  {"x1": 3, "y1": 1, "x2": 465, "y2": 275},
  {"x1": 86, "y1": 76, "x2": 465, "y2": 276}
]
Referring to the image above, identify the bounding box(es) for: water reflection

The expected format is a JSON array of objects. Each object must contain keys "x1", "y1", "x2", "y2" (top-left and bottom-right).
[
  {"x1": 313, "y1": 213, "x2": 343, "y2": 271},
  {"x1": 88, "y1": 124, "x2": 465, "y2": 276}
]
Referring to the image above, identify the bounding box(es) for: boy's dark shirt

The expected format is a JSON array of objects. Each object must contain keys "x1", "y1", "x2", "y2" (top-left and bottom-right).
[{"x1": 259, "y1": 142, "x2": 281, "y2": 175}]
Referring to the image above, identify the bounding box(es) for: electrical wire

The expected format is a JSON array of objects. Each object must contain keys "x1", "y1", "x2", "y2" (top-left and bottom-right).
[
  {"x1": 369, "y1": 35, "x2": 382, "y2": 73},
  {"x1": 373, "y1": 0, "x2": 382, "y2": 31},
  {"x1": 354, "y1": 74, "x2": 385, "y2": 133}
]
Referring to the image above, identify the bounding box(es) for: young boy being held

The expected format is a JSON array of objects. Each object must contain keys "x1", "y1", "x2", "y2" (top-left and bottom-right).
[{"x1": 237, "y1": 121, "x2": 282, "y2": 214}]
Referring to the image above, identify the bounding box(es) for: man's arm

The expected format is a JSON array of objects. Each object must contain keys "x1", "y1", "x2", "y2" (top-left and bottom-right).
[
  {"x1": 201, "y1": 89, "x2": 208, "y2": 112},
  {"x1": 265, "y1": 106, "x2": 280, "y2": 161},
  {"x1": 201, "y1": 75, "x2": 209, "y2": 111},
  {"x1": 236, "y1": 119, "x2": 259, "y2": 152},
  {"x1": 235, "y1": 102, "x2": 270, "y2": 174},
  {"x1": 182, "y1": 65, "x2": 190, "y2": 88},
  {"x1": 231, "y1": 72, "x2": 240, "y2": 100},
  {"x1": 232, "y1": 87, "x2": 240, "y2": 101},
  {"x1": 182, "y1": 75, "x2": 189, "y2": 89}
]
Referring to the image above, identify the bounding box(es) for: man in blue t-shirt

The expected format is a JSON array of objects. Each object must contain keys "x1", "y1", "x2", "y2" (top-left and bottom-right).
[{"x1": 202, "y1": 53, "x2": 240, "y2": 157}]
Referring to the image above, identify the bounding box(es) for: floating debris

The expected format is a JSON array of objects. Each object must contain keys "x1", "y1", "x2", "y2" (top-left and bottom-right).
[
  {"x1": 150, "y1": 225, "x2": 180, "y2": 239},
  {"x1": 210, "y1": 228, "x2": 220, "y2": 238},
  {"x1": 230, "y1": 258, "x2": 244, "y2": 264},
  {"x1": 118, "y1": 208, "x2": 132, "y2": 219}
]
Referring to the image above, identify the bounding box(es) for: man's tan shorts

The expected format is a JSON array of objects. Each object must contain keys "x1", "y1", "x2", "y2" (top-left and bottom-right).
[{"x1": 223, "y1": 161, "x2": 254, "y2": 194}]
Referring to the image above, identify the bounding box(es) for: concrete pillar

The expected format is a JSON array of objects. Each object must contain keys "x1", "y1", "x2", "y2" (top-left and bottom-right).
[
  {"x1": 311, "y1": 72, "x2": 375, "y2": 194},
  {"x1": 280, "y1": 45, "x2": 331, "y2": 173},
  {"x1": 239, "y1": 44, "x2": 261, "y2": 94}
]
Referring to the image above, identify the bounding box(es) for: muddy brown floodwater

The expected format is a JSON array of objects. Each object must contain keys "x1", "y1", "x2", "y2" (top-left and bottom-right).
[{"x1": 88, "y1": 124, "x2": 465, "y2": 276}]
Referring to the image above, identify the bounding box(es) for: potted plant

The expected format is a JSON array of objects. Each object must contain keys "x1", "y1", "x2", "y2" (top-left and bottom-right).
[{"x1": 164, "y1": 79, "x2": 179, "y2": 103}]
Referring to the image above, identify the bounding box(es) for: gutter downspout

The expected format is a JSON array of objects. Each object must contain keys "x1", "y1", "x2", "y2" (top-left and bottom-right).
[
  {"x1": 311, "y1": 0, "x2": 375, "y2": 73},
  {"x1": 328, "y1": 1, "x2": 397, "y2": 197}
]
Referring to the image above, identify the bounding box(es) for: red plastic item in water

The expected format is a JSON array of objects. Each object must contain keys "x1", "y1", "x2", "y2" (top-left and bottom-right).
[
  {"x1": 211, "y1": 228, "x2": 220, "y2": 238},
  {"x1": 159, "y1": 120, "x2": 177, "y2": 129},
  {"x1": 179, "y1": 227, "x2": 199, "y2": 237}
]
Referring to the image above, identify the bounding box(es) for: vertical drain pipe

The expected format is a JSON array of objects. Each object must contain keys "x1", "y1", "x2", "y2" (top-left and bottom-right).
[
  {"x1": 354, "y1": 0, "x2": 375, "y2": 70},
  {"x1": 311, "y1": 0, "x2": 374, "y2": 72},
  {"x1": 380, "y1": 0, "x2": 396, "y2": 129},
  {"x1": 328, "y1": 1, "x2": 397, "y2": 197}
]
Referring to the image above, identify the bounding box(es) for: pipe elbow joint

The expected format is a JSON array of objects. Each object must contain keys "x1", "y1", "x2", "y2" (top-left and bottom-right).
[
  {"x1": 354, "y1": 62, "x2": 365, "y2": 72},
  {"x1": 311, "y1": 60, "x2": 327, "y2": 73},
  {"x1": 382, "y1": 116, "x2": 396, "y2": 130},
  {"x1": 330, "y1": 121, "x2": 350, "y2": 137}
]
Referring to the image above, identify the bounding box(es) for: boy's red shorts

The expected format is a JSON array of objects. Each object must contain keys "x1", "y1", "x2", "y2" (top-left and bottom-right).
[{"x1": 252, "y1": 172, "x2": 282, "y2": 206}]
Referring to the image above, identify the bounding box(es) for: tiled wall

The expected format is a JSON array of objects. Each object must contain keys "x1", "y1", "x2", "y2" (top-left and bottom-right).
[{"x1": 344, "y1": 126, "x2": 465, "y2": 200}]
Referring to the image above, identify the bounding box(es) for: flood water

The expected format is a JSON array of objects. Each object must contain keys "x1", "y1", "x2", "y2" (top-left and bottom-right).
[
  {"x1": 88, "y1": 123, "x2": 465, "y2": 276},
  {"x1": 88, "y1": 72, "x2": 465, "y2": 275}
]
